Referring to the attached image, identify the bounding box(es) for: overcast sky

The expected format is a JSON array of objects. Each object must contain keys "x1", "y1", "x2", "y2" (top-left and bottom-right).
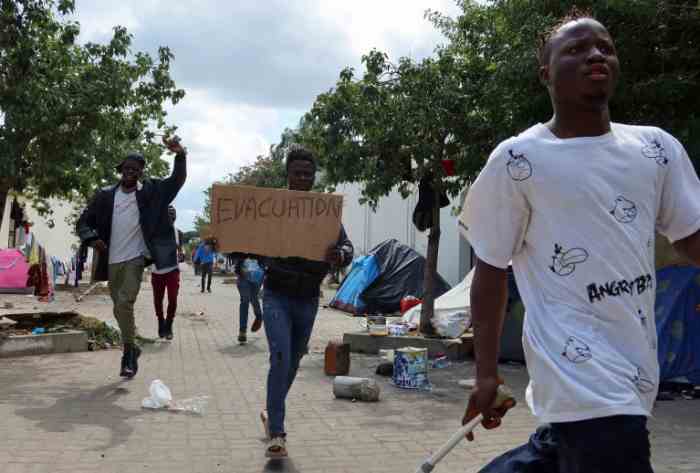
[{"x1": 73, "y1": 1, "x2": 460, "y2": 231}]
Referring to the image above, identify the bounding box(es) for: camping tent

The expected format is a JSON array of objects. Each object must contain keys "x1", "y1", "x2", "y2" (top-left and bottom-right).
[
  {"x1": 401, "y1": 267, "x2": 525, "y2": 360},
  {"x1": 330, "y1": 239, "x2": 451, "y2": 315},
  {"x1": 0, "y1": 248, "x2": 32, "y2": 294},
  {"x1": 655, "y1": 266, "x2": 700, "y2": 384},
  {"x1": 402, "y1": 267, "x2": 474, "y2": 335}
]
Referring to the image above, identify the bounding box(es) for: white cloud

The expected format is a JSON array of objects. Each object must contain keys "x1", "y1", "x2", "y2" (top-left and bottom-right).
[{"x1": 70, "y1": 0, "x2": 462, "y2": 230}]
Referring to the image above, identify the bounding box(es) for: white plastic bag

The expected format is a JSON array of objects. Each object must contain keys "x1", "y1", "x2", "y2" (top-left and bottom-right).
[
  {"x1": 142, "y1": 379, "x2": 172, "y2": 409},
  {"x1": 432, "y1": 311, "x2": 470, "y2": 339},
  {"x1": 171, "y1": 395, "x2": 210, "y2": 415}
]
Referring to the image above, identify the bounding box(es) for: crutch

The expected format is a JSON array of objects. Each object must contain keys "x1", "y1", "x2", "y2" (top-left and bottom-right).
[{"x1": 414, "y1": 385, "x2": 516, "y2": 473}]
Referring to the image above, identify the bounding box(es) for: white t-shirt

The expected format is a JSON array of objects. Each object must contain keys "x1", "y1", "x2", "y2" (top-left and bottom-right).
[
  {"x1": 460, "y1": 123, "x2": 700, "y2": 424},
  {"x1": 109, "y1": 187, "x2": 148, "y2": 265}
]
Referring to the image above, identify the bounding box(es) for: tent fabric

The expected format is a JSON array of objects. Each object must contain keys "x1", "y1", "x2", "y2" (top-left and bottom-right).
[
  {"x1": 330, "y1": 239, "x2": 451, "y2": 315},
  {"x1": 655, "y1": 266, "x2": 700, "y2": 384},
  {"x1": 0, "y1": 248, "x2": 32, "y2": 294},
  {"x1": 329, "y1": 255, "x2": 380, "y2": 314},
  {"x1": 360, "y1": 239, "x2": 451, "y2": 314},
  {"x1": 402, "y1": 267, "x2": 474, "y2": 333}
]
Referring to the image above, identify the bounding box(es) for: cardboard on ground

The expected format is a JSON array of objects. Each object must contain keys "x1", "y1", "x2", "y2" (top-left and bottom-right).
[{"x1": 210, "y1": 184, "x2": 344, "y2": 262}]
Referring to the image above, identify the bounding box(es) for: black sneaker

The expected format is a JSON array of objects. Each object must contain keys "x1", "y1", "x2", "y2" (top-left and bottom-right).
[
  {"x1": 119, "y1": 350, "x2": 130, "y2": 377},
  {"x1": 157, "y1": 318, "x2": 166, "y2": 338},
  {"x1": 238, "y1": 332, "x2": 247, "y2": 344},
  {"x1": 165, "y1": 318, "x2": 174, "y2": 340},
  {"x1": 207, "y1": 288, "x2": 212, "y2": 293},
  {"x1": 122, "y1": 344, "x2": 142, "y2": 379}
]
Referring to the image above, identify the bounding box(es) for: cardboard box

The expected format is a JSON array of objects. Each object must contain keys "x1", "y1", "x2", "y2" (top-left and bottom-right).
[{"x1": 210, "y1": 184, "x2": 343, "y2": 261}]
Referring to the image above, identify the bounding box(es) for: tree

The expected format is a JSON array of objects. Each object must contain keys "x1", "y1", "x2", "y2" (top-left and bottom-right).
[
  {"x1": 302, "y1": 48, "x2": 486, "y2": 334},
  {"x1": 194, "y1": 128, "x2": 308, "y2": 236},
  {"x1": 429, "y1": 0, "x2": 700, "y2": 167},
  {"x1": 0, "y1": 0, "x2": 185, "y2": 228}
]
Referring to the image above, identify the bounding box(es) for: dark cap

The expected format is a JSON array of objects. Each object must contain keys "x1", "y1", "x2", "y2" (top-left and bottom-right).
[{"x1": 115, "y1": 151, "x2": 146, "y2": 172}]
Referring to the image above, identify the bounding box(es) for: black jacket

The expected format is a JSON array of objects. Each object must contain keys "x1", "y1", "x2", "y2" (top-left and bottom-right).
[
  {"x1": 263, "y1": 225, "x2": 353, "y2": 298},
  {"x1": 76, "y1": 154, "x2": 187, "y2": 281}
]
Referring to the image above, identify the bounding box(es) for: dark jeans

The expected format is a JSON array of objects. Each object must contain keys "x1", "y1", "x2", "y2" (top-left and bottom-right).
[
  {"x1": 200, "y1": 262, "x2": 212, "y2": 291},
  {"x1": 478, "y1": 424, "x2": 558, "y2": 473},
  {"x1": 237, "y1": 277, "x2": 262, "y2": 332},
  {"x1": 553, "y1": 415, "x2": 653, "y2": 473},
  {"x1": 479, "y1": 416, "x2": 653, "y2": 473},
  {"x1": 262, "y1": 287, "x2": 319, "y2": 436},
  {"x1": 151, "y1": 269, "x2": 180, "y2": 319}
]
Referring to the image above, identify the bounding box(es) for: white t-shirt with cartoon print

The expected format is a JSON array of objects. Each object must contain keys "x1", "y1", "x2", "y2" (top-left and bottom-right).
[{"x1": 460, "y1": 123, "x2": 700, "y2": 424}]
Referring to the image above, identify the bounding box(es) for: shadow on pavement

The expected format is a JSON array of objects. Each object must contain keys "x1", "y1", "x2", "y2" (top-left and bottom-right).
[
  {"x1": 263, "y1": 458, "x2": 300, "y2": 473},
  {"x1": 218, "y1": 341, "x2": 266, "y2": 358},
  {"x1": 15, "y1": 381, "x2": 142, "y2": 450}
]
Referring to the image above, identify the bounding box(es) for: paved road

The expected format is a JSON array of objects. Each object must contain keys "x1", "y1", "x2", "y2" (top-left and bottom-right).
[{"x1": 1, "y1": 269, "x2": 698, "y2": 472}]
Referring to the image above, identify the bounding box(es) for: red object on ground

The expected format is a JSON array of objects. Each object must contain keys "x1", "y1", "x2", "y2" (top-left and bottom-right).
[
  {"x1": 441, "y1": 159, "x2": 456, "y2": 176},
  {"x1": 400, "y1": 296, "x2": 422, "y2": 314}
]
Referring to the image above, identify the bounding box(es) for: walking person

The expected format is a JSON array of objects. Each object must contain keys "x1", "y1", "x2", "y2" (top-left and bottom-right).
[
  {"x1": 259, "y1": 146, "x2": 353, "y2": 458},
  {"x1": 192, "y1": 244, "x2": 201, "y2": 275},
  {"x1": 151, "y1": 205, "x2": 181, "y2": 340},
  {"x1": 234, "y1": 257, "x2": 264, "y2": 344},
  {"x1": 77, "y1": 136, "x2": 188, "y2": 378},
  {"x1": 194, "y1": 241, "x2": 214, "y2": 293},
  {"x1": 460, "y1": 10, "x2": 700, "y2": 473}
]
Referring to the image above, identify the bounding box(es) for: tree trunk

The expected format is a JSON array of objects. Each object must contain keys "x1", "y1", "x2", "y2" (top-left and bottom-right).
[
  {"x1": 419, "y1": 188, "x2": 441, "y2": 336},
  {"x1": 0, "y1": 185, "x2": 8, "y2": 236}
]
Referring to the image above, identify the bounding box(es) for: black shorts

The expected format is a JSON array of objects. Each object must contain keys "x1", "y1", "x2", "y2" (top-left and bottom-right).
[{"x1": 552, "y1": 415, "x2": 653, "y2": 473}]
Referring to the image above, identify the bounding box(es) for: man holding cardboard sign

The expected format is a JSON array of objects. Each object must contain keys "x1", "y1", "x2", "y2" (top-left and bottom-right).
[{"x1": 214, "y1": 146, "x2": 353, "y2": 458}]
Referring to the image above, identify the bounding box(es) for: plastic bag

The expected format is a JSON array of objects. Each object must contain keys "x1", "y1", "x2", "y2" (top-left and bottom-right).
[
  {"x1": 171, "y1": 395, "x2": 209, "y2": 415},
  {"x1": 400, "y1": 296, "x2": 421, "y2": 314},
  {"x1": 242, "y1": 258, "x2": 264, "y2": 285},
  {"x1": 142, "y1": 379, "x2": 172, "y2": 409},
  {"x1": 432, "y1": 311, "x2": 470, "y2": 338}
]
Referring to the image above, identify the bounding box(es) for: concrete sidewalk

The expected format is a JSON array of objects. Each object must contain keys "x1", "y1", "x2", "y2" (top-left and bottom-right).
[{"x1": 0, "y1": 269, "x2": 698, "y2": 473}]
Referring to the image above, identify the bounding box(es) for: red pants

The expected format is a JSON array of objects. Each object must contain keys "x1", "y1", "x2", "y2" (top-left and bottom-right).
[{"x1": 151, "y1": 270, "x2": 180, "y2": 319}]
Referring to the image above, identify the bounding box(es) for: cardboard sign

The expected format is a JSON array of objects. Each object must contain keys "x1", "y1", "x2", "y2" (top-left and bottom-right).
[{"x1": 210, "y1": 184, "x2": 344, "y2": 261}]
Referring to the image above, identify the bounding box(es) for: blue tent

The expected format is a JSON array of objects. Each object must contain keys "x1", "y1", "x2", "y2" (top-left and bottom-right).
[
  {"x1": 330, "y1": 239, "x2": 451, "y2": 315},
  {"x1": 329, "y1": 255, "x2": 380, "y2": 314},
  {"x1": 655, "y1": 266, "x2": 700, "y2": 384}
]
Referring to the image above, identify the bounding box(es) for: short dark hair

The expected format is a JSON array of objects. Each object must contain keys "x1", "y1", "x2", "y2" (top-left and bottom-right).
[
  {"x1": 538, "y1": 7, "x2": 595, "y2": 65},
  {"x1": 285, "y1": 145, "x2": 316, "y2": 172}
]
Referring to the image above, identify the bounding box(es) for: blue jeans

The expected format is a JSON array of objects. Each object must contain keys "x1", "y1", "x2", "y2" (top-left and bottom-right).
[
  {"x1": 262, "y1": 287, "x2": 319, "y2": 436},
  {"x1": 479, "y1": 416, "x2": 653, "y2": 473},
  {"x1": 236, "y1": 277, "x2": 261, "y2": 331}
]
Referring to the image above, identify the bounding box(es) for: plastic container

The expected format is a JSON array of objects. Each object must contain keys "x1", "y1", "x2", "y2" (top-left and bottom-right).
[
  {"x1": 324, "y1": 341, "x2": 350, "y2": 376},
  {"x1": 387, "y1": 323, "x2": 409, "y2": 336},
  {"x1": 367, "y1": 316, "x2": 387, "y2": 336},
  {"x1": 393, "y1": 347, "x2": 430, "y2": 389}
]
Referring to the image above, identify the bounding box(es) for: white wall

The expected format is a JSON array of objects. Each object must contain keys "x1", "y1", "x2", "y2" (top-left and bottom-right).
[
  {"x1": 1, "y1": 196, "x2": 80, "y2": 261},
  {"x1": 336, "y1": 183, "x2": 472, "y2": 286}
]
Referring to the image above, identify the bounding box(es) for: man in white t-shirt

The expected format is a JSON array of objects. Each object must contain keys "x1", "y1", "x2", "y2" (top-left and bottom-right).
[
  {"x1": 460, "y1": 11, "x2": 700, "y2": 473},
  {"x1": 78, "y1": 137, "x2": 188, "y2": 378}
]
